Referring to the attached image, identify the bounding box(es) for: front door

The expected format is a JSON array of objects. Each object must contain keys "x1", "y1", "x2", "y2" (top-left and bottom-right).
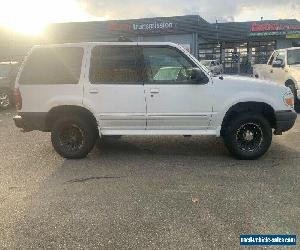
[
  {"x1": 84, "y1": 45, "x2": 146, "y2": 134},
  {"x1": 142, "y1": 46, "x2": 212, "y2": 131}
]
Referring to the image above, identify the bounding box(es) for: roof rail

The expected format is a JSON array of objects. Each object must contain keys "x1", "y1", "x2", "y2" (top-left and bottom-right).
[{"x1": 118, "y1": 36, "x2": 133, "y2": 42}]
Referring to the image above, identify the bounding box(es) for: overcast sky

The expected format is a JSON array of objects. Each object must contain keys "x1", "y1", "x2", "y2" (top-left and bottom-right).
[
  {"x1": 77, "y1": 0, "x2": 300, "y2": 22},
  {"x1": 1, "y1": 0, "x2": 300, "y2": 35}
]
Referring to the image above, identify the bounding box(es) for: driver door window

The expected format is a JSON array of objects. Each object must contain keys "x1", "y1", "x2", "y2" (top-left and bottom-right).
[
  {"x1": 143, "y1": 47, "x2": 195, "y2": 83},
  {"x1": 274, "y1": 51, "x2": 285, "y2": 65}
]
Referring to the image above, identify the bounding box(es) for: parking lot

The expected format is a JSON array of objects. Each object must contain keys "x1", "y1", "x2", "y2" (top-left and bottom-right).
[{"x1": 0, "y1": 109, "x2": 299, "y2": 249}]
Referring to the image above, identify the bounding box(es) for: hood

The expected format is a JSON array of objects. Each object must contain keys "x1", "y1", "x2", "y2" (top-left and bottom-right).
[{"x1": 212, "y1": 74, "x2": 288, "y2": 93}]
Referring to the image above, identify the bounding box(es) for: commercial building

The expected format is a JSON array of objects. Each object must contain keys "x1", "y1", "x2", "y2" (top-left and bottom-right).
[{"x1": 1, "y1": 15, "x2": 300, "y2": 73}]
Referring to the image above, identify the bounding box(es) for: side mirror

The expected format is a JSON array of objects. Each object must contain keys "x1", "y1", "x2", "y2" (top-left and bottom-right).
[
  {"x1": 191, "y1": 68, "x2": 209, "y2": 84},
  {"x1": 272, "y1": 59, "x2": 284, "y2": 68}
]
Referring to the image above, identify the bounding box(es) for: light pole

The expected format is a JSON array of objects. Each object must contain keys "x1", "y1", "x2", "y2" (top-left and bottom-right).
[{"x1": 216, "y1": 19, "x2": 221, "y2": 62}]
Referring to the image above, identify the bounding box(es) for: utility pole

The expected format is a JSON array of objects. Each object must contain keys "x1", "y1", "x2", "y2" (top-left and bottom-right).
[{"x1": 216, "y1": 19, "x2": 219, "y2": 46}]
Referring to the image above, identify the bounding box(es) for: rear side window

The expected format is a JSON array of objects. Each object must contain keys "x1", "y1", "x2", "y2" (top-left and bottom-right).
[
  {"x1": 19, "y1": 47, "x2": 83, "y2": 85},
  {"x1": 89, "y1": 46, "x2": 140, "y2": 84}
]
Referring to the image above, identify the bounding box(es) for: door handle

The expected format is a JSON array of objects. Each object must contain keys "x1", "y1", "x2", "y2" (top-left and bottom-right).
[
  {"x1": 89, "y1": 89, "x2": 99, "y2": 94},
  {"x1": 150, "y1": 89, "x2": 160, "y2": 94}
]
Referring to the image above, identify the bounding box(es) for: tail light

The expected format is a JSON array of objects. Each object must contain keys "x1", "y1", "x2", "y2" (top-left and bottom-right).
[{"x1": 14, "y1": 88, "x2": 22, "y2": 110}]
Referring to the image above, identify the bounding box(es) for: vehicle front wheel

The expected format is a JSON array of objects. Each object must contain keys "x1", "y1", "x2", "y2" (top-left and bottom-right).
[
  {"x1": 223, "y1": 113, "x2": 272, "y2": 160},
  {"x1": 51, "y1": 116, "x2": 97, "y2": 159},
  {"x1": 0, "y1": 89, "x2": 11, "y2": 109}
]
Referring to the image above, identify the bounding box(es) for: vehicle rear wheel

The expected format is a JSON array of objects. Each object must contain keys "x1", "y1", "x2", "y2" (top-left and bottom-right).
[
  {"x1": 0, "y1": 89, "x2": 11, "y2": 109},
  {"x1": 223, "y1": 113, "x2": 272, "y2": 160},
  {"x1": 51, "y1": 116, "x2": 97, "y2": 159}
]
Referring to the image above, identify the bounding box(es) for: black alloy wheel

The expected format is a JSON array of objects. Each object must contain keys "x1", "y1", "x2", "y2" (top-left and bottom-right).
[
  {"x1": 236, "y1": 122, "x2": 263, "y2": 153},
  {"x1": 223, "y1": 113, "x2": 272, "y2": 160}
]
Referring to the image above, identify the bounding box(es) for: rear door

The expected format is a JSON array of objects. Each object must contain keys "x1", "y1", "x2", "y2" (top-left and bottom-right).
[
  {"x1": 142, "y1": 45, "x2": 212, "y2": 131},
  {"x1": 83, "y1": 45, "x2": 146, "y2": 133}
]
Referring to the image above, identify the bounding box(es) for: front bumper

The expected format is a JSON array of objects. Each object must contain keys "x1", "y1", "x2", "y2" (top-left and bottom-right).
[{"x1": 274, "y1": 110, "x2": 297, "y2": 135}]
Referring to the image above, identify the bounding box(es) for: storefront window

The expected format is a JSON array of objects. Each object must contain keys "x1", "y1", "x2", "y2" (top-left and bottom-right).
[{"x1": 198, "y1": 43, "x2": 221, "y2": 61}]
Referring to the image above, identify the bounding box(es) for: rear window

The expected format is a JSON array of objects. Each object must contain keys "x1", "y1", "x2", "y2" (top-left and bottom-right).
[{"x1": 19, "y1": 47, "x2": 83, "y2": 85}]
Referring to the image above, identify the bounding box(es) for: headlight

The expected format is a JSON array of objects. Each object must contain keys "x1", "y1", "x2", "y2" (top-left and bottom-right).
[{"x1": 283, "y1": 91, "x2": 294, "y2": 108}]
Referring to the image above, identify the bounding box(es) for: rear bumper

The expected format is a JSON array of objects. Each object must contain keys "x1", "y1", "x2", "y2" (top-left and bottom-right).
[
  {"x1": 274, "y1": 110, "x2": 297, "y2": 135},
  {"x1": 13, "y1": 115, "x2": 24, "y2": 129},
  {"x1": 13, "y1": 113, "x2": 48, "y2": 132}
]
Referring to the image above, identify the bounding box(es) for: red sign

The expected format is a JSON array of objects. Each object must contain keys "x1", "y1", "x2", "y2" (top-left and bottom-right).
[
  {"x1": 108, "y1": 22, "x2": 132, "y2": 32},
  {"x1": 251, "y1": 22, "x2": 300, "y2": 32}
]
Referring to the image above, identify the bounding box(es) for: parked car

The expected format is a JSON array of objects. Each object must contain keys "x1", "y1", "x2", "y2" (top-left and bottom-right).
[
  {"x1": 200, "y1": 59, "x2": 223, "y2": 75},
  {"x1": 13, "y1": 42, "x2": 297, "y2": 160},
  {"x1": 0, "y1": 61, "x2": 19, "y2": 109},
  {"x1": 253, "y1": 47, "x2": 300, "y2": 111}
]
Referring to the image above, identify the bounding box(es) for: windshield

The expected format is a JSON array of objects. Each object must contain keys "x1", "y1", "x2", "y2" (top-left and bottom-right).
[
  {"x1": 287, "y1": 49, "x2": 300, "y2": 65},
  {"x1": 0, "y1": 64, "x2": 12, "y2": 77}
]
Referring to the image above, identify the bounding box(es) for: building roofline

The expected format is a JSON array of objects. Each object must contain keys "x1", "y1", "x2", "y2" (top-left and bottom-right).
[
  {"x1": 46, "y1": 15, "x2": 209, "y2": 27},
  {"x1": 45, "y1": 15, "x2": 298, "y2": 27}
]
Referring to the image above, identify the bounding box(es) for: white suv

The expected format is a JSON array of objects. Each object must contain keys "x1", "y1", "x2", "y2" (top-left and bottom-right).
[{"x1": 13, "y1": 42, "x2": 297, "y2": 160}]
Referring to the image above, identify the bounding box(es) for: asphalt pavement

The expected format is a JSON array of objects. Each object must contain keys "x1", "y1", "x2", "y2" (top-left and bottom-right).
[{"x1": 0, "y1": 110, "x2": 299, "y2": 249}]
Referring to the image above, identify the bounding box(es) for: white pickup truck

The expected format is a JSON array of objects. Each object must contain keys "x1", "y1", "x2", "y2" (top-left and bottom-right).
[{"x1": 253, "y1": 47, "x2": 300, "y2": 110}]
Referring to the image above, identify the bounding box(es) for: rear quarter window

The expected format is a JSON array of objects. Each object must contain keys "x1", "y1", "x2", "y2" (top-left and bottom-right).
[{"x1": 19, "y1": 47, "x2": 83, "y2": 85}]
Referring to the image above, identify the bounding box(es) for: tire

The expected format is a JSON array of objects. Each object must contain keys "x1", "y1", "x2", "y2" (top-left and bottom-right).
[
  {"x1": 0, "y1": 89, "x2": 11, "y2": 109},
  {"x1": 51, "y1": 116, "x2": 97, "y2": 159},
  {"x1": 223, "y1": 113, "x2": 272, "y2": 160}
]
